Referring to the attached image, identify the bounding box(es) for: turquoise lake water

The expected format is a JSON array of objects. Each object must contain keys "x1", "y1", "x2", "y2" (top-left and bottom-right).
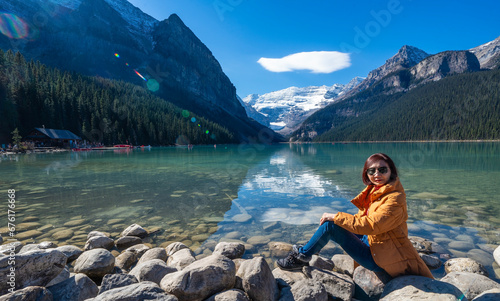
[{"x1": 0, "y1": 142, "x2": 499, "y2": 279}]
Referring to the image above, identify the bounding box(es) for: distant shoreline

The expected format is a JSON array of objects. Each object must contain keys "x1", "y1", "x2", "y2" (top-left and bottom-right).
[{"x1": 284, "y1": 139, "x2": 500, "y2": 144}]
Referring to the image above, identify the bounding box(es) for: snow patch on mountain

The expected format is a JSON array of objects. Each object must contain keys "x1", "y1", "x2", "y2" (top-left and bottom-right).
[
  {"x1": 104, "y1": 0, "x2": 158, "y2": 36},
  {"x1": 241, "y1": 77, "x2": 364, "y2": 135}
]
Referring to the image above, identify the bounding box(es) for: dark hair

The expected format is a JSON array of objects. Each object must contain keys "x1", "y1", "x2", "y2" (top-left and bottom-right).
[{"x1": 362, "y1": 153, "x2": 398, "y2": 185}]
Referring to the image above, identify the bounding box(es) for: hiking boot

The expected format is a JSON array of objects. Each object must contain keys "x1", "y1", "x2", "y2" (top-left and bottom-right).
[{"x1": 276, "y1": 245, "x2": 311, "y2": 271}]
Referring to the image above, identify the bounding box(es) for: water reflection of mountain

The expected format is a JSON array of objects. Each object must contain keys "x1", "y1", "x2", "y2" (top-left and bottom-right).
[{"x1": 219, "y1": 147, "x2": 356, "y2": 227}]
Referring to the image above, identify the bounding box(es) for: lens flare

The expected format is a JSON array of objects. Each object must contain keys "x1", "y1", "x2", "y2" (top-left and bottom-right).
[
  {"x1": 114, "y1": 53, "x2": 120, "y2": 58},
  {"x1": 147, "y1": 78, "x2": 159, "y2": 92},
  {"x1": 191, "y1": 117, "x2": 196, "y2": 123},
  {"x1": 133, "y1": 69, "x2": 147, "y2": 81},
  {"x1": 182, "y1": 110, "x2": 190, "y2": 118},
  {"x1": 0, "y1": 13, "x2": 29, "y2": 39}
]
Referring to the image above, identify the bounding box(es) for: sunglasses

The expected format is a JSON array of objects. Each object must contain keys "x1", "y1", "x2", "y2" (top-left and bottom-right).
[{"x1": 366, "y1": 167, "x2": 389, "y2": 175}]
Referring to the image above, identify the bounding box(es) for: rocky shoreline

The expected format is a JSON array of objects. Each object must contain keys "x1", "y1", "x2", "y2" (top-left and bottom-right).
[{"x1": 1, "y1": 223, "x2": 499, "y2": 301}]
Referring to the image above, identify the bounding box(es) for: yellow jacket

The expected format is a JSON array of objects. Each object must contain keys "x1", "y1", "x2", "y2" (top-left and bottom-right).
[{"x1": 334, "y1": 178, "x2": 433, "y2": 278}]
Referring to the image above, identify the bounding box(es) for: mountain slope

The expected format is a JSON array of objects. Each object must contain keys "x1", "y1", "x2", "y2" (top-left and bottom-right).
[
  {"x1": 338, "y1": 45, "x2": 429, "y2": 100},
  {"x1": 0, "y1": 0, "x2": 280, "y2": 143},
  {"x1": 290, "y1": 45, "x2": 493, "y2": 142},
  {"x1": 310, "y1": 69, "x2": 500, "y2": 141},
  {"x1": 470, "y1": 35, "x2": 500, "y2": 69}
]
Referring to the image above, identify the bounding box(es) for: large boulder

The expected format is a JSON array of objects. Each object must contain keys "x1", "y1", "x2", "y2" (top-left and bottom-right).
[
  {"x1": 138, "y1": 247, "x2": 168, "y2": 265},
  {"x1": 213, "y1": 242, "x2": 245, "y2": 259},
  {"x1": 205, "y1": 289, "x2": 250, "y2": 301},
  {"x1": 121, "y1": 224, "x2": 148, "y2": 238},
  {"x1": 331, "y1": 254, "x2": 355, "y2": 277},
  {"x1": 353, "y1": 266, "x2": 391, "y2": 300},
  {"x1": 114, "y1": 250, "x2": 137, "y2": 271},
  {"x1": 289, "y1": 279, "x2": 328, "y2": 301},
  {"x1": 440, "y1": 272, "x2": 500, "y2": 300},
  {"x1": 115, "y1": 236, "x2": 143, "y2": 249},
  {"x1": 272, "y1": 268, "x2": 307, "y2": 288},
  {"x1": 92, "y1": 281, "x2": 177, "y2": 301},
  {"x1": 73, "y1": 248, "x2": 115, "y2": 279},
  {"x1": 0, "y1": 286, "x2": 53, "y2": 301},
  {"x1": 309, "y1": 255, "x2": 334, "y2": 271},
  {"x1": 444, "y1": 258, "x2": 488, "y2": 276},
  {"x1": 167, "y1": 248, "x2": 196, "y2": 270},
  {"x1": 129, "y1": 259, "x2": 177, "y2": 285},
  {"x1": 85, "y1": 236, "x2": 115, "y2": 251},
  {"x1": 0, "y1": 249, "x2": 67, "y2": 295},
  {"x1": 305, "y1": 266, "x2": 355, "y2": 301},
  {"x1": 380, "y1": 275, "x2": 466, "y2": 300},
  {"x1": 98, "y1": 274, "x2": 138, "y2": 294},
  {"x1": 47, "y1": 273, "x2": 98, "y2": 301},
  {"x1": 55, "y1": 245, "x2": 83, "y2": 263},
  {"x1": 160, "y1": 255, "x2": 236, "y2": 301},
  {"x1": 235, "y1": 257, "x2": 278, "y2": 301}
]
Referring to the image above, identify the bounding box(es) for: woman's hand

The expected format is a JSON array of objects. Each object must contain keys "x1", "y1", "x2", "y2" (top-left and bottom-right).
[{"x1": 320, "y1": 212, "x2": 337, "y2": 225}]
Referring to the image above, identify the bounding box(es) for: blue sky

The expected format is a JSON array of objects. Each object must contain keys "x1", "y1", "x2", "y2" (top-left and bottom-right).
[{"x1": 128, "y1": 0, "x2": 500, "y2": 97}]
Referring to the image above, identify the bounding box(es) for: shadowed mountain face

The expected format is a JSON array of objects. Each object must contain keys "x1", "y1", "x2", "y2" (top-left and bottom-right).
[{"x1": 0, "y1": 0, "x2": 280, "y2": 142}]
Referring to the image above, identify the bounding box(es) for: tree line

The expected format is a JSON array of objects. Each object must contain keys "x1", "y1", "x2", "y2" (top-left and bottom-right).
[
  {"x1": 291, "y1": 68, "x2": 500, "y2": 142},
  {"x1": 0, "y1": 50, "x2": 236, "y2": 146}
]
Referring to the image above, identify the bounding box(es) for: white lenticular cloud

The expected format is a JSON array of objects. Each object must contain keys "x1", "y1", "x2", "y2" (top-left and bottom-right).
[{"x1": 257, "y1": 51, "x2": 351, "y2": 73}]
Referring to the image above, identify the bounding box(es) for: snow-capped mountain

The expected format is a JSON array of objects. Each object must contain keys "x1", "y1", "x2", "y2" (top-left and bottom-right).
[{"x1": 241, "y1": 77, "x2": 364, "y2": 135}]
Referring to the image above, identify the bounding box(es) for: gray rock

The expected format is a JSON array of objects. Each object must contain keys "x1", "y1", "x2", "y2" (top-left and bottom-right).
[
  {"x1": 115, "y1": 250, "x2": 137, "y2": 271},
  {"x1": 494, "y1": 246, "x2": 500, "y2": 266},
  {"x1": 46, "y1": 266, "x2": 70, "y2": 287},
  {"x1": 449, "y1": 240, "x2": 476, "y2": 251},
  {"x1": 92, "y1": 281, "x2": 177, "y2": 301},
  {"x1": 420, "y1": 253, "x2": 442, "y2": 270},
  {"x1": 85, "y1": 236, "x2": 115, "y2": 251},
  {"x1": 205, "y1": 289, "x2": 250, "y2": 301},
  {"x1": 331, "y1": 254, "x2": 355, "y2": 277},
  {"x1": 167, "y1": 248, "x2": 196, "y2": 270},
  {"x1": 0, "y1": 249, "x2": 67, "y2": 295},
  {"x1": 55, "y1": 245, "x2": 83, "y2": 263},
  {"x1": 309, "y1": 255, "x2": 334, "y2": 271},
  {"x1": 73, "y1": 248, "x2": 115, "y2": 279},
  {"x1": 98, "y1": 274, "x2": 138, "y2": 294},
  {"x1": 306, "y1": 266, "x2": 355, "y2": 301},
  {"x1": 0, "y1": 242, "x2": 22, "y2": 256},
  {"x1": 129, "y1": 259, "x2": 177, "y2": 285},
  {"x1": 115, "y1": 236, "x2": 143, "y2": 249},
  {"x1": 125, "y1": 244, "x2": 150, "y2": 257},
  {"x1": 47, "y1": 273, "x2": 98, "y2": 301},
  {"x1": 18, "y1": 242, "x2": 57, "y2": 255},
  {"x1": 441, "y1": 272, "x2": 500, "y2": 300},
  {"x1": 380, "y1": 275, "x2": 467, "y2": 300},
  {"x1": 409, "y1": 236, "x2": 434, "y2": 254},
  {"x1": 444, "y1": 258, "x2": 488, "y2": 276},
  {"x1": 272, "y1": 268, "x2": 307, "y2": 288},
  {"x1": 290, "y1": 279, "x2": 328, "y2": 301},
  {"x1": 160, "y1": 254, "x2": 236, "y2": 301},
  {"x1": 165, "y1": 242, "x2": 189, "y2": 256},
  {"x1": 213, "y1": 242, "x2": 245, "y2": 259},
  {"x1": 121, "y1": 224, "x2": 148, "y2": 238},
  {"x1": 353, "y1": 266, "x2": 392, "y2": 299},
  {"x1": 87, "y1": 231, "x2": 109, "y2": 239},
  {"x1": 472, "y1": 288, "x2": 500, "y2": 301},
  {"x1": 236, "y1": 257, "x2": 278, "y2": 301},
  {"x1": 138, "y1": 247, "x2": 168, "y2": 265},
  {"x1": 0, "y1": 286, "x2": 53, "y2": 301}
]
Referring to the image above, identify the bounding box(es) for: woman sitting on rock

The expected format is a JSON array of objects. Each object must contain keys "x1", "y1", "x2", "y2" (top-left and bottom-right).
[{"x1": 277, "y1": 153, "x2": 433, "y2": 279}]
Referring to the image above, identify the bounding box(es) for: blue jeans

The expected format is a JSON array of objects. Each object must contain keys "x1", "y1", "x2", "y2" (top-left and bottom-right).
[{"x1": 299, "y1": 221, "x2": 384, "y2": 272}]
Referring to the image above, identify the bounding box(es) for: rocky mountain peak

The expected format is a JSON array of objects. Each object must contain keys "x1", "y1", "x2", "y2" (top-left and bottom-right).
[{"x1": 470, "y1": 35, "x2": 500, "y2": 69}]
